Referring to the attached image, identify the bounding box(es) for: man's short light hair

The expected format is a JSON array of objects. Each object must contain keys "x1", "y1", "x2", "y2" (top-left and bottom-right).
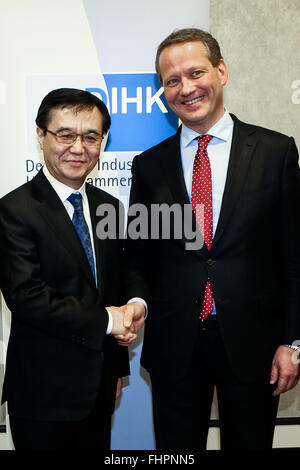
[{"x1": 155, "y1": 28, "x2": 223, "y2": 83}]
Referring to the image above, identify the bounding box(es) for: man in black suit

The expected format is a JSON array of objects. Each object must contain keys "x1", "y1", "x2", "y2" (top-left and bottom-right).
[
  {"x1": 0, "y1": 88, "x2": 145, "y2": 450},
  {"x1": 124, "y1": 29, "x2": 300, "y2": 449}
]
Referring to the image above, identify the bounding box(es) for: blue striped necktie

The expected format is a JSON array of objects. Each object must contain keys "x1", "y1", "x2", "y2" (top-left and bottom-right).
[{"x1": 67, "y1": 192, "x2": 96, "y2": 279}]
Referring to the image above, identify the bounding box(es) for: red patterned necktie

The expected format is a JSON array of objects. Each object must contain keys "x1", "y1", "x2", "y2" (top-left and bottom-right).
[{"x1": 191, "y1": 134, "x2": 214, "y2": 321}]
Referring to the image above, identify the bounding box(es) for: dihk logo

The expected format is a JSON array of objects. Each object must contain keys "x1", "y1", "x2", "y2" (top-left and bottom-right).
[{"x1": 86, "y1": 73, "x2": 178, "y2": 152}]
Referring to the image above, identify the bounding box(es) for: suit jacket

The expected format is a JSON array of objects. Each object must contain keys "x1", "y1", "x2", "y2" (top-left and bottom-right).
[
  {"x1": 124, "y1": 114, "x2": 300, "y2": 383},
  {"x1": 0, "y1": 169, "x2": 129, "y2": 421}
]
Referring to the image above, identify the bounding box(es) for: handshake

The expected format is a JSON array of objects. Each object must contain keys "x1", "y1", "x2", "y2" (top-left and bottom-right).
[{"x1": 106, "y1": 301, "x2": 146, "y2": 346}]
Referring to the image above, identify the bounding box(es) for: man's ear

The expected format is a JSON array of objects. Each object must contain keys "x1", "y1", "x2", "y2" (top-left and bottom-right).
[
  {"x1": 36, "y1": 127, "x2": 45, "y2": 149},
  {"x1": 218, "y1": 59, "x2": 228, "y2": 86}
]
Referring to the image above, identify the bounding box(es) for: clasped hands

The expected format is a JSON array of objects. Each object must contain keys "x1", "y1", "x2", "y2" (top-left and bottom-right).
[{"x1": 107, "y1": 301, "x2": 145, "y2": 346}]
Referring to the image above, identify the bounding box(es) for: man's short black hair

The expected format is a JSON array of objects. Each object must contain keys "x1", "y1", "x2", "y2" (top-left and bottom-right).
[{"x1": 35, "y1": 88, "x2": 111, "y2": 135}]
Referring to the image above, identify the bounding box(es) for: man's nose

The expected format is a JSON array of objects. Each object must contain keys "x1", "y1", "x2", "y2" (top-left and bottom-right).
[
  {"x1": 181, "y1": 78, "x2": 196, "y2": 96},
  {"x1": 70, "y1": 135, "x2": 85, "y2": 152}
]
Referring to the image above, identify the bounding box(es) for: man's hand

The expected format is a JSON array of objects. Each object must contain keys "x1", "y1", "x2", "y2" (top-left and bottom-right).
[
  {"x1": 115, "y1": 302, "x2": 146, "y2": 346},
  {"x1": 106, "y1": 306, "x2": 137, "y2": 345},
  {"x1": 270, "y1": 345, "x2": 300, "y2": 396},
  {"x1": 122, "y1": 302, "x2": 146, "y2": 331}
]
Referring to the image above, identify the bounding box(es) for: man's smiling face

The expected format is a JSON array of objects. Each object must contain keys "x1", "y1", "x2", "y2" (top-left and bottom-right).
[
  {"x1": 37, "y1": 106, "x2": 103, "y2": 189},
  {"x1": 159, "y1": 41, "x2": 228, "y2": 134}
]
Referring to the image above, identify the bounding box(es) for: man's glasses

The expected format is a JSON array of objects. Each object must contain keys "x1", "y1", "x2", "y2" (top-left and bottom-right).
[{"x1": 45, "y1": 128, "x2": 103, "y2": 146}]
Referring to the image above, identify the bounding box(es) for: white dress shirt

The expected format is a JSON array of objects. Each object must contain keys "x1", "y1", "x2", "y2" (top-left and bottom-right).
[
  {"x1": 43, "y1": 165, "x2": 97, "y2": 271},
  {"x1": 180, "y1": 109, "x2": 234, "y2": 314},
  {"x1": 180, "y1": 108, "x2": 233, "y2": 235}
]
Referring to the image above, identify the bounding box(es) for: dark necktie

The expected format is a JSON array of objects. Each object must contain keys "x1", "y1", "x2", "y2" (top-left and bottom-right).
[
  {"x1": 191, "y1": 134, "x2": 214, "y2": 321},
  {"x1": 67, "y1": 192, "x2": 96, "y2": 279}
]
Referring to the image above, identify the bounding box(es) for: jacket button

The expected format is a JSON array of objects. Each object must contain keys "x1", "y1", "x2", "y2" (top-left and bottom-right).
[{"x1": 206, "y1": 259, "x2": 214, "y2": 266}]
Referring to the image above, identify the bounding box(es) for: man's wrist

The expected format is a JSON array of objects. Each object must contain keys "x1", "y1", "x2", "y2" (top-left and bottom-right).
[{"x1": 127, "y1": 297, "x2": 148, "y2": 317}]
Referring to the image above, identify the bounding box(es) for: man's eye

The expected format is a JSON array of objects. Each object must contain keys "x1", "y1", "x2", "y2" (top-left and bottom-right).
[
  {"x1": 165, "y1": 78, "x2": 179, "y2": 87},
  {"x1": 192, "y1": 70, "x2": 205, "y2": 78},
  {"x1": 59, "y1": 133, "x2": 73, "y2": 138}
]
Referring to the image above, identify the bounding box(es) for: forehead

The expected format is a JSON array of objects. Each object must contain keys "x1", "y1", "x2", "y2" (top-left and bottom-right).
[
  {"x1": 48, "y1": 105, "x2": 103, "y2": 130},
  {"x1": 159, "y1": 41, "x2": 210, "y2": 72}
]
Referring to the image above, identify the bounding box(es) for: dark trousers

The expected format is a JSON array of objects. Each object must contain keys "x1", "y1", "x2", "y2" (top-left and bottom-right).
[
  {"x1": 151, "y1": 320, "x2": 279, "y2": 450},
  {"x1": 9, "y1": 385, "x2": 112, "y2": 451}
]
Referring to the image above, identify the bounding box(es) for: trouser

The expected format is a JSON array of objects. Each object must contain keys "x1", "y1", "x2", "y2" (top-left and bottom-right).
[
  {"x1": 9, "y1": 382, "x2": 112, "y2": 451},
  {"x1": 151, "y1": 319, "x2": 279, "y2": 450}
]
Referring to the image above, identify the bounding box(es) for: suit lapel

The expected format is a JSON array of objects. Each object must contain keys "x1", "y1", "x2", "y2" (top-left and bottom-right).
[
  {"x1": 212, "y1": 115, "x2": 258, "y2": 249},
  {"x1": 32, "y1": 171, "x2": 96, "y2": 287},
  {"x1": 160, "y1": 129, "x2": 209, "y2": 257},
  {"x1": 160, "y1": 129, "x2": 190, "y2": 206}
]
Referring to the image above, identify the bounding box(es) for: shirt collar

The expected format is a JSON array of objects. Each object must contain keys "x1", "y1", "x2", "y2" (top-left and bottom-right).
[
  {"x1": 181, "y1": 108, "x2": 233, "y2": 148},
  {"x1": 42, "y1": 165, "x2": 87, "y2": 203}
]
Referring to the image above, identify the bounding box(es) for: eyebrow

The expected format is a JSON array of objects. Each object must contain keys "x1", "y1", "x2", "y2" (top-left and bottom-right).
[{"x1": 55, "y1": 127, "x2": 101, "y2": 135}]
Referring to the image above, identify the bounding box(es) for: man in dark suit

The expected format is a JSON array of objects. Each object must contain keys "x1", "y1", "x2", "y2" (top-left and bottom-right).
[
  {"x1": 0, "y1": 88, "x2": 145, "y2": 450},
  {"x1": 124, "y1": 29, "x2": 300, "y2": 449}
]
